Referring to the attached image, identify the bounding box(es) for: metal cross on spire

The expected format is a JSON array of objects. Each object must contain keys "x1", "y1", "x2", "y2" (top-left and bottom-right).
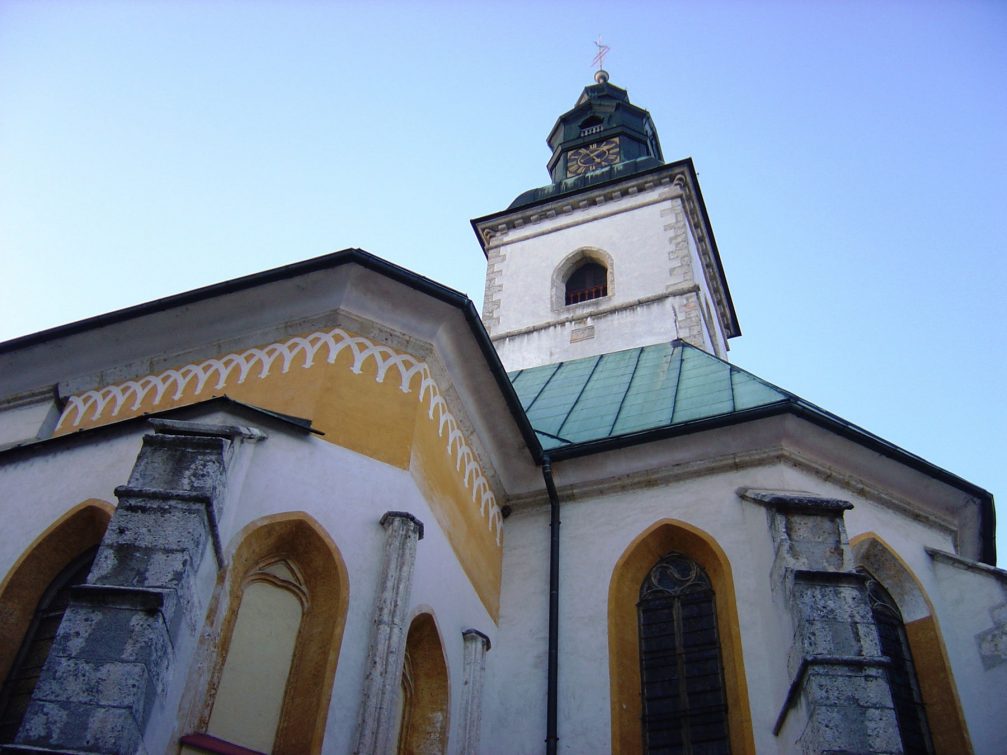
[{"x1": 592, "y1": 36, "x2": 610, "y2": 71}]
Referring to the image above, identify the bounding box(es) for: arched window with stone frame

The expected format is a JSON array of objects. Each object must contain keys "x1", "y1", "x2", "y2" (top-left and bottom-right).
[
  {"x1": 608, "y1": 520, "x2": 754, "y2": 755},
  {"x1": 851, "y1": 534, "x2": 970, "y2": 754},
  {"x1": 393, "y1": 612, "x2": 449, "y2": 755},
  {"x1": 0, "y1": 501, "x2": 112, "y2": 745},
  {"x1": 179, "y1": 514, "x2": 348, "y2": 755},
  {"x1": 0, "y1": 548, "x2": 96, "y2": 743},
  {"x1": 553, "y1": 248, "x2": 614, "y2": 310},
  {"x1": 638, "y1": 552, "x2": 730, "y2": 754},
  {"x1": 858, "y1": 567, "x2": 933, "y2": 754}
]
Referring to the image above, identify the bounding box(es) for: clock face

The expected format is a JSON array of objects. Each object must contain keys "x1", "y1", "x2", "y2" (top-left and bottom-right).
[{"x1": 566, "y1": 137, "x2": 620, "y2": 177}]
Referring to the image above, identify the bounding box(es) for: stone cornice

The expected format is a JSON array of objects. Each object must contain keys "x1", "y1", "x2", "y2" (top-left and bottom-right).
[
  {"x1": 489, "y1": 286, "x2": 699, "y2": 342},
  {"x1": 501, "y1": 444, "x2": 959, "y2": 544}
]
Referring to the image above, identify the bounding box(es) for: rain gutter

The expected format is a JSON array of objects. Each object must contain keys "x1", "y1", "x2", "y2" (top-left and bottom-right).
[{"x1": 542, "y1": 455, "x2": 561, "y2": 755}]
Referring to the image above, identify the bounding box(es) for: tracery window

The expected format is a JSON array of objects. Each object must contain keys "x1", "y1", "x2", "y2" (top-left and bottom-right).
[
  {"x1": 565, "y1": 262, "x2": 608, "y2": 305},
  {"x1": 638, "y1": 552, "x2": 729, "y2": 754},
  {"x1": 860, "y1": 569, "x2": 934, "y2": 755},
  {"x1": 0, "y1": 548, "x2": 96, "y2": 743}
]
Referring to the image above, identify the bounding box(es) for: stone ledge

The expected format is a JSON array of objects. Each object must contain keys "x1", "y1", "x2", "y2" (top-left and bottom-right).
[
  {"x1": 1, "y1": 745, "x2": 104, "y2": 755},
  {"x1": 114, "y1": 485, "x2": 213, "y2": 504},
  {"x1": 774, "y1": 653, "x2": 892, "y2": 735},
  {"x1": 462, "y1": 628, "x2": 492, "y2": 651},
  {"x1": 380, "y1": 511, "x2": 424, "y2": 540},
  {"x1": 492, "y1": 287, "x2": 697, "y2": 342},
  {"x1": 927, "y1": 546, "x2": 1007, "y2": 584},
  {"x1": 140, "y1": 432, "x2": 230, "y2": 451},
  {"x1": 739, "y1": 488, "x2": 853, "y2": 514},
  {"x1": 150, "y1": 417, "x2": 266, "y2": 441},
  {"x1": 71, "y1": 584, "x2": 167, "y2": 611},
  {"x1": 792, "y1": 569, "x2": 869, "y2": 587}
]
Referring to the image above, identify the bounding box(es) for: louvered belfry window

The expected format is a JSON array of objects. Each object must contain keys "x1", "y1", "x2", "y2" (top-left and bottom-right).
[
  {"x1": 860, "y1": 570, "x2": 934, "y2": 755},
  {"x1": 638, "y1": 552, "x2": 730, "y2": 754},
  {"x1": 565, "y1": 262, "x2": 607, "y2": 305}
]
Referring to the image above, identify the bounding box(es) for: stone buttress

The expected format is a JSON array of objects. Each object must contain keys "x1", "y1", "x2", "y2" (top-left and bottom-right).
[{"x1": 5, "y1": 419, "x2": 261, "y2": 754}]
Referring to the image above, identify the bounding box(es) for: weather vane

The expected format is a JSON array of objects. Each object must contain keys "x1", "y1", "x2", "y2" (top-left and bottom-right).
[{"x1": 592, "y1": 36, "x2": 610, "y2": 71}]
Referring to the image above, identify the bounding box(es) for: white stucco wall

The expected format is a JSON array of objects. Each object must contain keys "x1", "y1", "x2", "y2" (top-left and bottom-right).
[
  {"x1": 483, "y1": 464, "x2": 796, "y2": 754},
  {"x1": 0, "y1": 413, "x2": 498, "y2": 755},
  {"x1": 200, "y1": 422, "x2": 497, "y2": 755},
  {"x1": 484, "y1": 187, "x2": 732, "y2": 371},
  {"x1": 482, "y1": 459, "x2": 1002, "y2": 754}
]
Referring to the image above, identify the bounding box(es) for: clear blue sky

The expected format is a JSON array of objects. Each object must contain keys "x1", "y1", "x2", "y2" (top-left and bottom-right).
[{"x1": 1, "y1": 1, "x2": 1005, "y2": 561}]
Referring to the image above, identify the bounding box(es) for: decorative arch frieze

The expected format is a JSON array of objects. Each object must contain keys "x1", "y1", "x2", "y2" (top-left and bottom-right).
[{"x1": 53, "y1": 326, "x2": 504, "y2": 547}]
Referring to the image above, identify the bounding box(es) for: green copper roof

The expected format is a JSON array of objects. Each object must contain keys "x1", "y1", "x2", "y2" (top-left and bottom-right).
[{"x1": 509, "y1": 340, "x2": 790, "y2": 451}]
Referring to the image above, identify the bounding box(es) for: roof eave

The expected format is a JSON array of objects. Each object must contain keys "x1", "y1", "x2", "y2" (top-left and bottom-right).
[{"x1": 540, "y1": 399, "x2": 995, "y2": 565}]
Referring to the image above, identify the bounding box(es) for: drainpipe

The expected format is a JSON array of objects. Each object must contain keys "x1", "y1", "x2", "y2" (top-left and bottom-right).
[{"x1": 542, "y1": 456, "x2": 561, "y2": 755}]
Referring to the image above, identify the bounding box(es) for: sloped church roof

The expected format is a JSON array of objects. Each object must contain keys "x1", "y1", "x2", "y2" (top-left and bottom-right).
[{"x1": 511, "y1": 340, "x2": 789, "y2": 450}]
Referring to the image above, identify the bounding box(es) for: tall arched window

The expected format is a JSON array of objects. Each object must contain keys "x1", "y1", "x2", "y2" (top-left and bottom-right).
[
  {"x1": 204, "y1": 559, "x2": 307, "y2": 753},
  {"x1": 608, "y1": 520, "x2": 754, "y2": 754},
  {"x1": 860, "y1": 568, "x2": 934, "y2": 755},
  {"x1": 565, "y1": 262, "x2": 608, "y2": 305},
  {"x1": 394, "y1": 613, "x2": 449, "y2": 754},
  {"x1": 0, "y1": 501, "x2": 111, "y2": 745},
  {"x1": 180, "y1": 515, "x2": 348, "y2": 755},
  {"x1": 850, "y1": 535, "x2": 970, "y2": 753},
  {"x1": 638, "y1": 552, "x2": 729, "y2": 754},
  {"x1": 0, "y1": 548, "x2": 96, "y2": 743}
]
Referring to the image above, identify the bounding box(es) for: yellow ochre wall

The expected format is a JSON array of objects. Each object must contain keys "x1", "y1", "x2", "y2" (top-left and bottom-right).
[{"x1": 54, "y1": 327, "x2": 504, "y2": 619}]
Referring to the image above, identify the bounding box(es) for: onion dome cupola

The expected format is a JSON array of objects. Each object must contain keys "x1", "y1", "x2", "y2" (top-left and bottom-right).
[{"x1": 510, "y1": 71, "x2": 665, "y2": 209}]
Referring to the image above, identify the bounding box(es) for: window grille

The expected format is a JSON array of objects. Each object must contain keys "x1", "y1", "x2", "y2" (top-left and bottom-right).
[
  {"x1": 565, "y1": 262, "x2": 608, "y2": 305},
  {"x1": 638, "y1": 553, "x2": 730, "y2": 754}
]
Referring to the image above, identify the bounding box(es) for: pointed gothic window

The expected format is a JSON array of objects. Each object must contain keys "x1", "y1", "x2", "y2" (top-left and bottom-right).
[
  {"x1": 638, "y1": 552, "x2": 730, "y2": 754},
  {"x1": 0, "y1": 548, "x2": 96, "y2": 744},
  {"x1": 203, "y1": 559, "x2": 307, "y2": 754},
  {"x1": 860, "y1": 569, "x2": 934, "y2": 755},
  {"x1": 394, "y1": 613, "x2": 449, "y2": 754},
  {"x1": 565, "y1": 262, "x2": 608, "y2": 305}
]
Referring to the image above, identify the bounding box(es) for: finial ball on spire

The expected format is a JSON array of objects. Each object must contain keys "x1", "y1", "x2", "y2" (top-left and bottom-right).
[{"x1": 595, "y1": 69, "x2": 609, "y2": 85}]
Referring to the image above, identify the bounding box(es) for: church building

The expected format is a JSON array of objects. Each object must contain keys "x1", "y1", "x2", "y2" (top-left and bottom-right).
[{"x1": 0, "y1": 73, "x2": 1003, "y2": 754}]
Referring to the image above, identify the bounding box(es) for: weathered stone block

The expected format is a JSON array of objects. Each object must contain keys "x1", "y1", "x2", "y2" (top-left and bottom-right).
[
  {"x1": 88, "y1": 546, "x2": 196, "y2": 637},
  {"x1": 49, "y1": 605, "x2": 173, "y2": 697},
  {"x1": 800, "y1": 701, "x2": 901, "y2": 755},
  {"x1": 15, "y1": 699, "x2": 145, "y2": 754},
  {"x1": 802, "y1": 665, "x2": 894, "y2": 708},
  {"x1": 126, "y1": 434, "x2": 228, "y2": 500},
  {"x1": 32, "y1": 658, "x2": 152, "y2": 725},
  {"x1": 99, "y1": 503, "x2": 209, "y2": 566},
  {"x1": 91, "y1": 544, "x2": 192, "y2": 593}
]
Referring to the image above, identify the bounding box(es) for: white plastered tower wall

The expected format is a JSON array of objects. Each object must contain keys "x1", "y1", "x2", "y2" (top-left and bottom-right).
[{"x1": 477, "y1": 165, "x2": 735, "y2": 372}]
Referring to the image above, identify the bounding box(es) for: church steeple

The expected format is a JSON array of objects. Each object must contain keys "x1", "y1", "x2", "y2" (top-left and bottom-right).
[
  {"x1": 510, "y1": 73, "x2": 665, "y2": 209},
  {"x1": 546, "y1": 71, "x2": 664, "y2": 184},
  {"x1": 473, "y1": 76, "x2": 739, "y2": 372}
]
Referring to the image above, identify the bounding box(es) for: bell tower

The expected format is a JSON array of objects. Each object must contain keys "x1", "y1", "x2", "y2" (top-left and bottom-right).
[{"x1": 472, "y1": 73, "x2": 740, "y2": 372}]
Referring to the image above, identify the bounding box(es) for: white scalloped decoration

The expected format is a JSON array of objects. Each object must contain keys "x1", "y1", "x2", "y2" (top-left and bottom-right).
[{"x1": 57, "y1": 328, "x2": 504, "y2": 544}]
